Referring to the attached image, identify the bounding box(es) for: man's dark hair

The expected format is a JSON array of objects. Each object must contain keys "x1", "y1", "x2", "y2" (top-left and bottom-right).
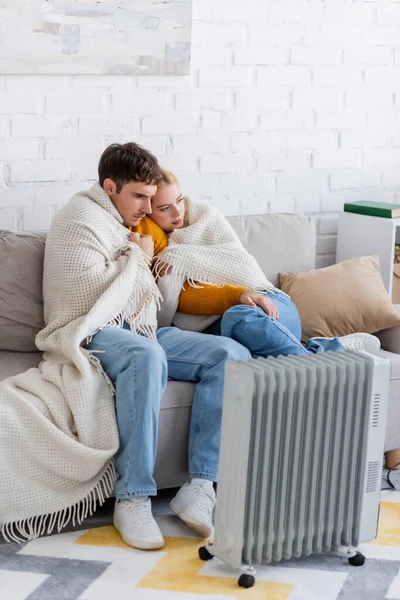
[{"x1": 98, "y1": 142, "x2": 162, "y2": 192}]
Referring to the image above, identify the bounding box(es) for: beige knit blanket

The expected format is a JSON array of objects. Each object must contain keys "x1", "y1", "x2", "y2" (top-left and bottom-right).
[
  {"x1": 0, "y1": 183, "x2": 161, "y2": 542},
  {"x1": 155, "y1": 198, "x2": 275, "y2": 330}
]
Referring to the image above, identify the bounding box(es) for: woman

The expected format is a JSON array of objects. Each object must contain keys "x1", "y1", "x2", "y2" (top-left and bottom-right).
[{"x1": 134, "y1": 168, "x2": 380, "y2": 358}]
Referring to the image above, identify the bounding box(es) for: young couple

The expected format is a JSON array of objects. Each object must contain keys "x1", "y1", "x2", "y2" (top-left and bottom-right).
[{"x1": 61, "y1": 143, "x2": 380, "y2": 550}]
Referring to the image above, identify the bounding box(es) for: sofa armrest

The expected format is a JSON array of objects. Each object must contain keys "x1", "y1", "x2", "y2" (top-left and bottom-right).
[{"x1": 375, "y1": 305, "x2": 400, "y2": 354}]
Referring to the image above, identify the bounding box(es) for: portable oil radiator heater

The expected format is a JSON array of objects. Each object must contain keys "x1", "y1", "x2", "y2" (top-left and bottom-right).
[{"x1": 199, "y1": 350, "x2": 390, "y2": 589}]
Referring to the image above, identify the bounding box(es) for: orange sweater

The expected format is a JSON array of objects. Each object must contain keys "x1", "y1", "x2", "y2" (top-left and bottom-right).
[{"x1": 132, "y1": 217, "x2": 247, "y2": 315}]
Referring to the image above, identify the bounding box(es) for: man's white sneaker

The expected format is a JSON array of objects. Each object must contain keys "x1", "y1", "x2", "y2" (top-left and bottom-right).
[
  {"x1": 170, "y1": 480, "x2": 215, "y2": 538},
  {"x1": 339, "y1": 333, "x2": 381, "y2": 353},
  {"x1": 113, "y1": 497, "x2": 164, "y2": 550}
]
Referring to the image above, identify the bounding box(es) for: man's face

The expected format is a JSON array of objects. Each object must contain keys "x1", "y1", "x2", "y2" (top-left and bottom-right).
[{"x1": 103, "y1": 178, "x2": 157, "y2": 227}]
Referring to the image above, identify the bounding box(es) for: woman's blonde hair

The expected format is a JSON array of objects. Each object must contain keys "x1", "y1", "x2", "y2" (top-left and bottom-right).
[{"x1": 158, "y1": 167, "x2": 179, "y2": 188}]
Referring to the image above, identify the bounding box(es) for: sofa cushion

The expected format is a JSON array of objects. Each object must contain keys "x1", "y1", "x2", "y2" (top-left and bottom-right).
[
  {"x1": 0, "y1": 350, "x2": 42, "y2": 381},
  {"x1": 227, "y1": 213, "x2": 316, "y2": 287},
  {"x1": 377, "y1": 348, "x2": 400, "y2": 451},
  {"x1": 0, "y1": 231, "x2": 46, "y2": 351},
  {"x1": 375, "y1": 305, "x2": 400, "y2": 354},
  {"x1": 154, "y1": 380, "x2": 195, "y2": 489},
  {"x1": 279, "y1": 255, "x2": 400, "y2": 341}
]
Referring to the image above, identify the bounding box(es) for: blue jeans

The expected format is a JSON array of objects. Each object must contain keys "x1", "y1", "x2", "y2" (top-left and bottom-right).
[
  {"x1": 209, "y1": 290, "x2": 344, "y2": 358},
  {"x1": 85, "y1": 325, "x2": 168, "y2": 498},
  {"x1": 156, "y1": 327, "x2": 250, "y2": 481},
  {"x1": 85, "y1": 324, "x2": 250, "y2": 496}
]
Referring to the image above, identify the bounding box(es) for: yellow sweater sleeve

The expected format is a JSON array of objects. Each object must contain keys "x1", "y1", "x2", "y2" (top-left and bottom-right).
[
  {"x1": 131, "y1": 217, "x2": 248, "y2": 315},
  {"x1": 131, "y1": 217, "x2": 168, "y2": 255},
  {"x1": 178, "y1": 283, "x2": 248, "y2": 315}
]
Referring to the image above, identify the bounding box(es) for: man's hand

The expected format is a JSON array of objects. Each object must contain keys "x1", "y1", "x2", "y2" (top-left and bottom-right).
[
  {"x1": 129, "y1": 232, "x2": 154, "y2": 259},
  {"x1": 239, "y1": 290, "x2": 279, "y2": 320}
]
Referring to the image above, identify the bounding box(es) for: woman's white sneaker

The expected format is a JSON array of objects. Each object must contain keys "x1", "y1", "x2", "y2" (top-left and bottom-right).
[
  {"x1": 113, "y1": 497, "x2": 164, "y2": 550},
  {"x1": 170, "y1": 480, "x2": 215, "y2": 538},
  {"x1": 339, "y1": 333, "x2": 381, "y2": 353}
]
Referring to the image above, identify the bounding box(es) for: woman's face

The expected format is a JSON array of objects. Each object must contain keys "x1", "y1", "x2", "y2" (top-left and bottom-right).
[{"x1": 150, "y1": 183, "x2": 185, "y2": 232}]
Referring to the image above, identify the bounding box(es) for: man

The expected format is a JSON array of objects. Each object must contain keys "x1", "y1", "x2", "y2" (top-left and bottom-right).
[{"x1": 80, "y1": 143, "x2": 251, "y2": 550}]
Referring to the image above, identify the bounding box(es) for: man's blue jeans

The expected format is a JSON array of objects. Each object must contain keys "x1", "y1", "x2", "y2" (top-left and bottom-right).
[
  {"x1": 85, "y1": 324, "x2": 250, "y2": 497},
  {"x1": 216, "y1": 290, "x2": 344, "y2": 357}
]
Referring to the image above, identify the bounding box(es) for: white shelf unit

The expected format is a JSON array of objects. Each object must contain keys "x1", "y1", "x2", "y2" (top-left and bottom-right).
[{"x1": 336, "y1": 212, "x2": 400, "y2": 300}]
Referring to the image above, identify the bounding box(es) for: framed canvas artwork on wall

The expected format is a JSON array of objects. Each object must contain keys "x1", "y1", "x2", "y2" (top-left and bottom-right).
[{"x1": 0, "y1": 1, "x2": 192, "y2": 75}]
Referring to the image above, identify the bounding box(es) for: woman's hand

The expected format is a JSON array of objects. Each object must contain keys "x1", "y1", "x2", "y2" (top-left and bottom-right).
[
  {"x1": 239, "y1": 290, "x2": 279, "y2": 320},
  {"x1": 129, "y1": 232, "x2": 154, "y2": 259}
]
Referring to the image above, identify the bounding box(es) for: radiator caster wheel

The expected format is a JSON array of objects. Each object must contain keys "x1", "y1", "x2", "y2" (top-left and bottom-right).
[
  {"x1": 238, "y1": 574, "x2": 255, "y2": 588},
  {"x1": 348, "y1": 551, "x2": 365, "y2": 566},
  {"x1": 199, "y1": 546, "x2": 214, "y2": 561}
]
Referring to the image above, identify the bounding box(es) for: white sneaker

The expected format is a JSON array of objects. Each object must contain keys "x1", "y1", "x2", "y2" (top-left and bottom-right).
[
  {"x1": 170, "y1": 481, "x2": 215, "y2": 538},
  {"x1": 339, "y1": 333, "x2": 381, "y2": 353},
  {"x1": 113, "y1": 497, "x2": 164, "y2": 550}
]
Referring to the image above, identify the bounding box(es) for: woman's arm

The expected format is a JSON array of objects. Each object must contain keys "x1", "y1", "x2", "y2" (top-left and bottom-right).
[
  {"x1": 178, "y1": 286, "x2": 279, "y2": 318},
  {"x1": 178, "y1": 283, "x2": 248, "y2": 315}
]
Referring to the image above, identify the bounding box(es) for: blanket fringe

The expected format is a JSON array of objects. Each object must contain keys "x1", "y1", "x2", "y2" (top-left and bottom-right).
[
  {"x1": 1, "y1": 461, "x2": 116, "y2": 544},
  {"x1": 154, "y1": 261, "x2": 270, "y2": 292},
  {"x1": 124, "y1": 293, "x2": 160, "y2": 341},
  {"x1": 85, "y1": 263, "x2": 161, "y2": 347},
  {"x1": 137, "y1": 323, "x2": 157, "y2": 340},
  {"x1": 154, "y1": 261, "x2": 275, "y2": 292},
  {"x1": 85, "y1": 314, "x2": 124, "y2": 345},
  {"x1": 84, "y1": 349, "x2": 116, "y2": 395}
]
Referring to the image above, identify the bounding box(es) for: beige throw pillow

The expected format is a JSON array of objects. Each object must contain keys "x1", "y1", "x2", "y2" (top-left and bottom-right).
[
  {"x1": 0, "y1": 231, "x2": 46, "y2": 352},
  {"x1": 279, "y1": 255, "x2": 400, "y2": 341}
]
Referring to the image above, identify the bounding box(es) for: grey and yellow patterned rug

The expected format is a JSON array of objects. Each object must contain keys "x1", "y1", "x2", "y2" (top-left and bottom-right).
[{"x1": 2, "y1": 489, "x2": 400, "y2": 600}]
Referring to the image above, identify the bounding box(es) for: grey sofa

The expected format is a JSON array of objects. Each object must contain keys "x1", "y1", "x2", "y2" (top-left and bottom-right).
[{"x1": 1, "y1": 213, "x2": 400, "y2": 490}]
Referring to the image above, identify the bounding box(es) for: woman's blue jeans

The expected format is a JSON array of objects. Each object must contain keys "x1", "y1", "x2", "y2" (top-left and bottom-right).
[{"x1": 216, "y1": 290, "x2": 344, "y2": 357}]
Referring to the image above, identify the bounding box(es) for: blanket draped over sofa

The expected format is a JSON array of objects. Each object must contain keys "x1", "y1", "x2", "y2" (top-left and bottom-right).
[{"x1": 0, "y1": 183, "x2": 160, "y2": 542}]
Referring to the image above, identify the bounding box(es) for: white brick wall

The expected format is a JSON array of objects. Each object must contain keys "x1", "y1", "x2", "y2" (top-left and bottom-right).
[{"x1": 1, "y1": 0, "x2": 400, "y2": 267}]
